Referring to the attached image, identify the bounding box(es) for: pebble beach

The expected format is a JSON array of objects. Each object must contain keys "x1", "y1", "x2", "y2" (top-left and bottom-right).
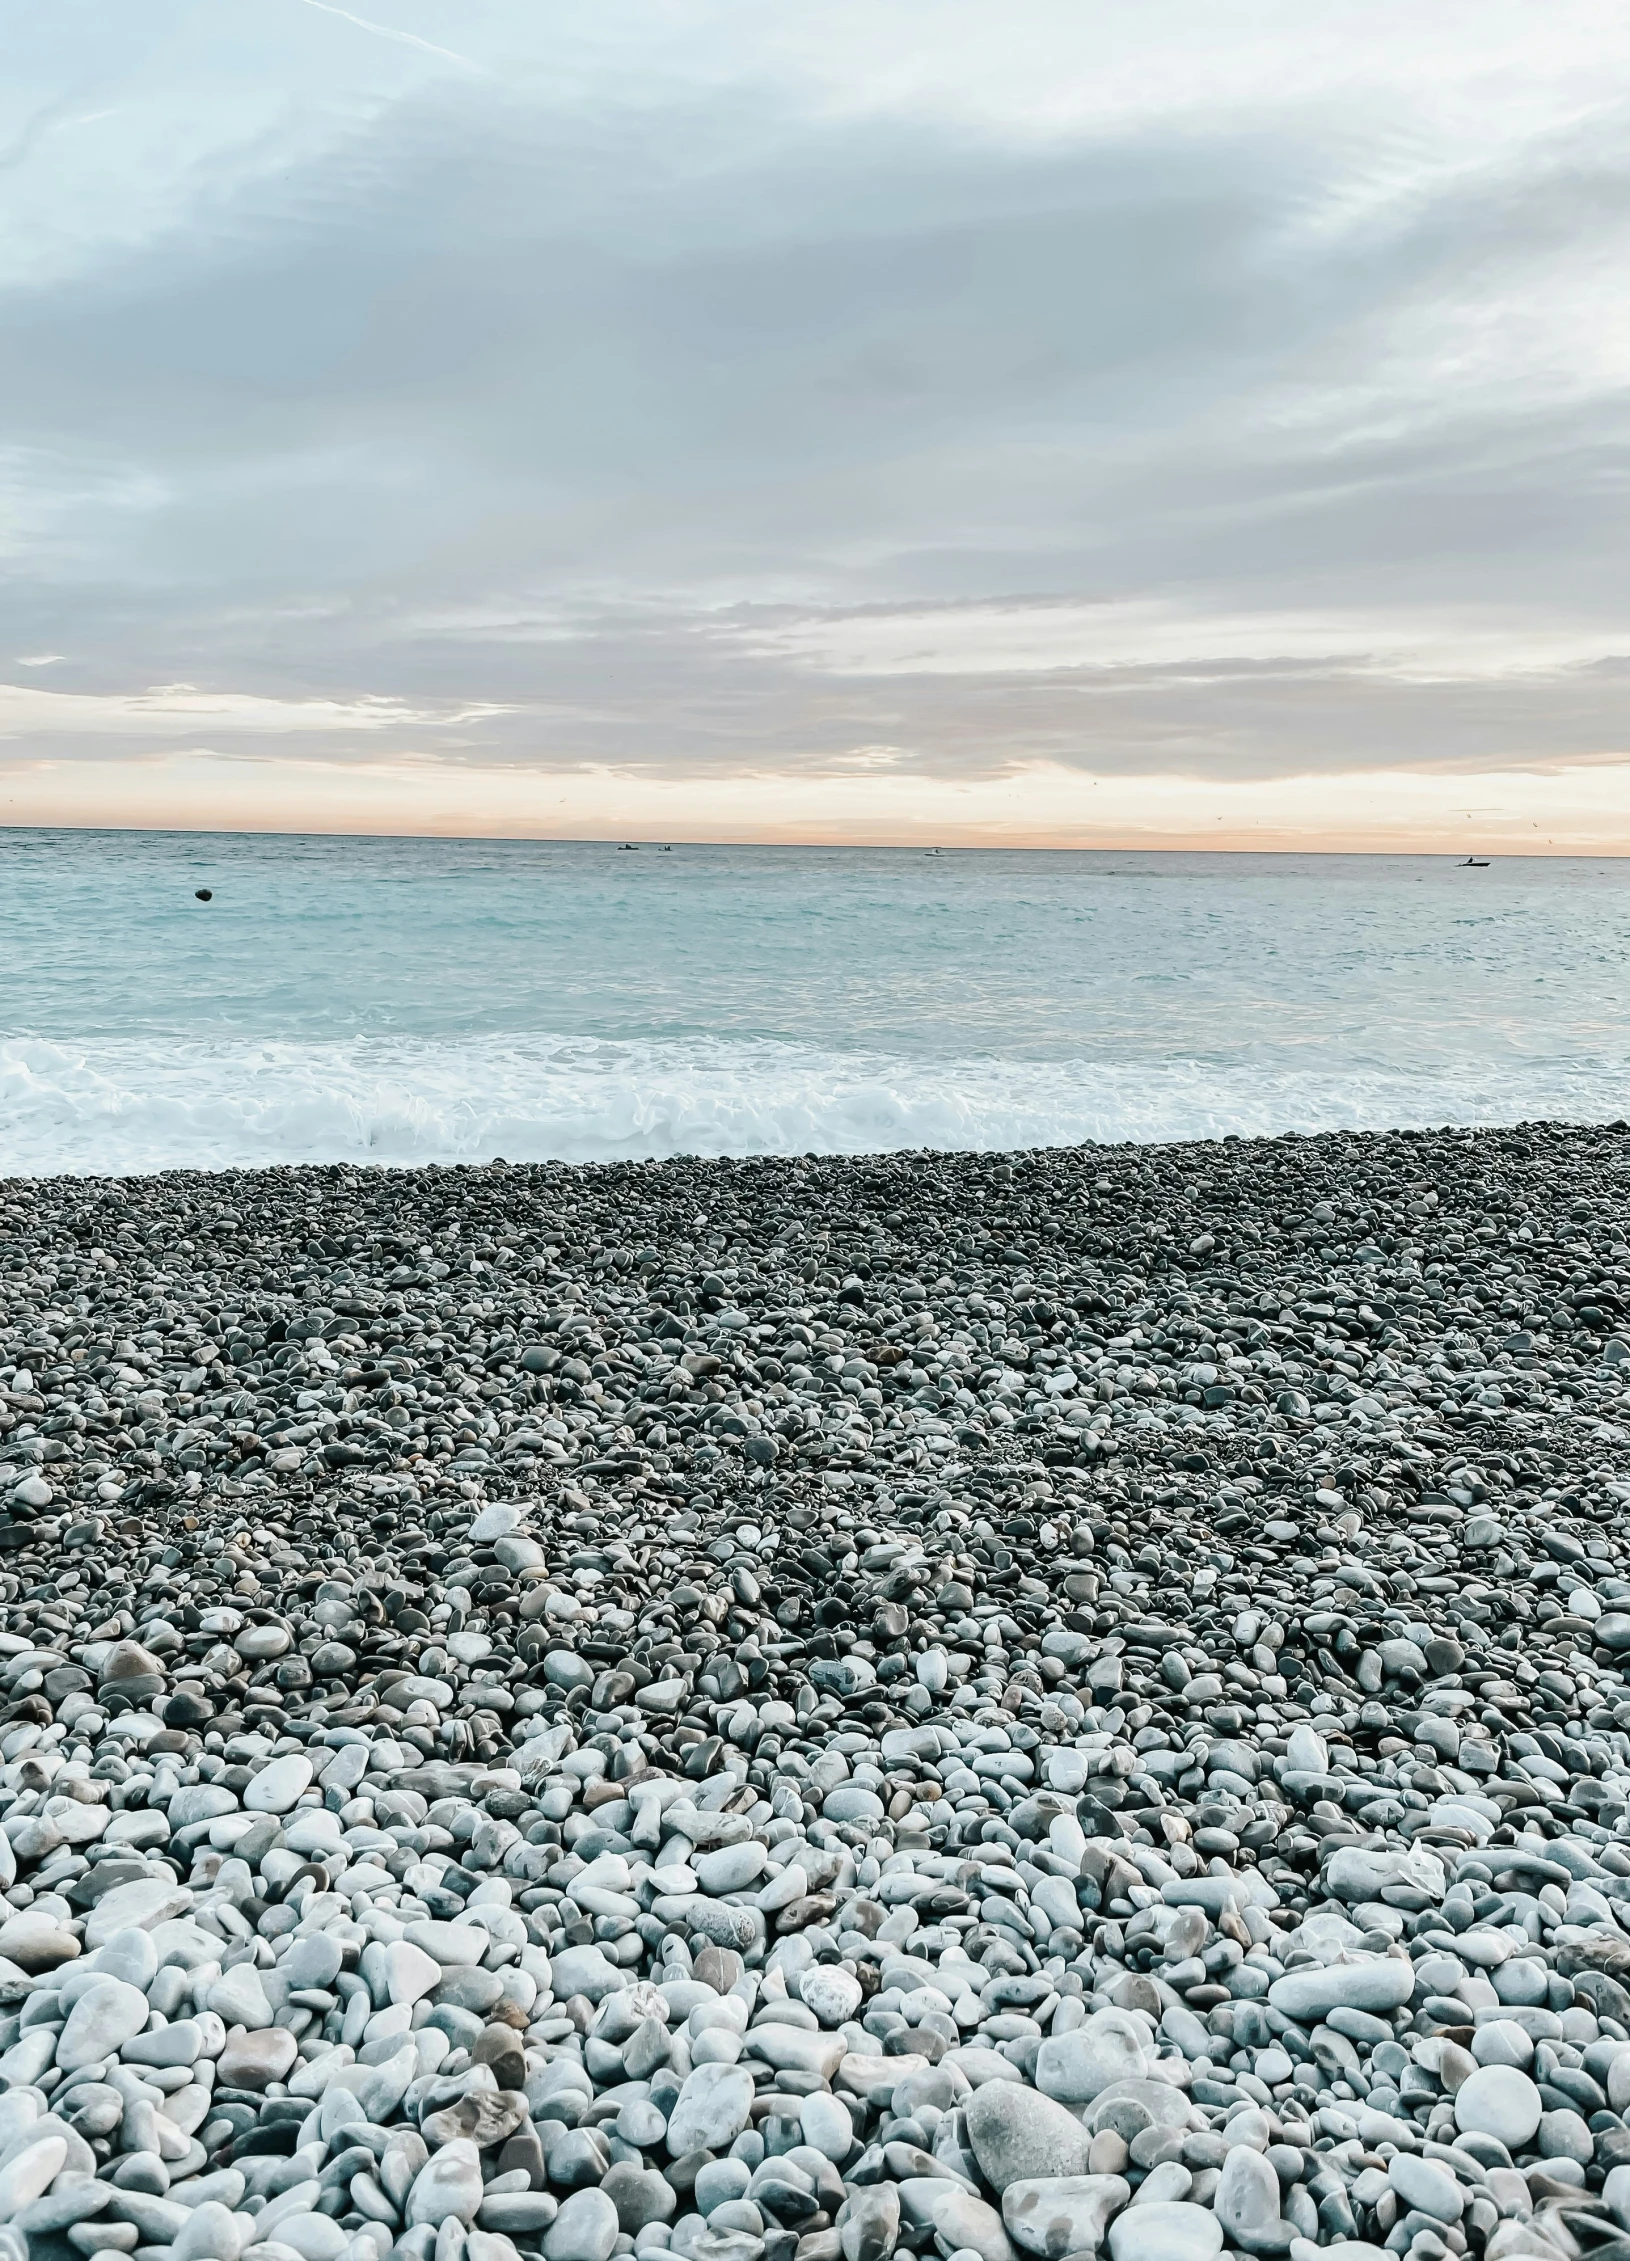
[{"x1": 2, "y1": 1123, "x2": 1630, "y2": 2261}]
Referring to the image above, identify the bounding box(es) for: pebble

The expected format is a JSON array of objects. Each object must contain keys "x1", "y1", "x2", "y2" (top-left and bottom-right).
[
  {"x1": 408, "y1": 2137, "x2": 484, "y2": 2226},
  {"x1": 964, "y1": 2083, "x2": 1095, "y2": 2190},
  {"x1": 545, "y1": 2187, "x2": 621, "y2": 2261},
  {"x1": 1453, "y1": 2062, "x2": 1545, "y2": 2145},
  {"x1": 1266, "y1": 1961, "x2": 1416, "y2": 2020},
  {"x1": 1035, "y1": 2016, "x2": 1149, "y2": 2103},
  {"x1": 1386, "y1": 2156, "x2": 1463, "y2": 2224},
  {"x1": 1108, "y1": 2201, "x2": 1225, "y2": 2261},
  {"x1": 1003, "y1": 2173, "x2": 1130, "y2": 2256},
  {"x1": 55, "y1": 1974, "x2": 150, "y2": 2068},
  {"x1": 666, "y1": 2065, "x2": 756, "y2": 2156},
  {"x1": 0, "y1": 2132, "x2": 67, "y2": 2220},
  {"x1": 1215, "y1": 2147, "x2": 1290, "y2": 2254},
  {"x1": 0, "y1": 1127, "x2": 1629, "y2": 2261}
]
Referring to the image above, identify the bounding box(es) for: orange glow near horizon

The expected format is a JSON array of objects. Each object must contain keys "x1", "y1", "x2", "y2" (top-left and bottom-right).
[{"x1": 5, "y1": 751, "x2": 1630, "y2": 854}]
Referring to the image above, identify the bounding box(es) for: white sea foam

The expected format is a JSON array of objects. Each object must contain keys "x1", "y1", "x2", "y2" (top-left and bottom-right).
[{"x1": 2, "y1": 1032, "x2": 1625, "y2": 1179}]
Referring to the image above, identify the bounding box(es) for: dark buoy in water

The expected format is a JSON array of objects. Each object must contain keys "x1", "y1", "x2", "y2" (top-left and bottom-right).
[{"x1": 195, "y1": 888, "x2": 213, "y2": 901}]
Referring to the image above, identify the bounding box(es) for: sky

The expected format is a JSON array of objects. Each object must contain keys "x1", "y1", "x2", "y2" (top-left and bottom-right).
[{"x1": 1, "y1": 0, "x2": 1629, "y2": 848}]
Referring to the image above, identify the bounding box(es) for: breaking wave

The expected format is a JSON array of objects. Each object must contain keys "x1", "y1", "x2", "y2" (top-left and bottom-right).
[{"x1": 3, "y1": 1032, "x2": 1626, "y2": 1178}]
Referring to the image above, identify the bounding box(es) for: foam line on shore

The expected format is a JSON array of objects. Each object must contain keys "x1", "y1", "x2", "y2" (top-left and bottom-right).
[{"x1": 5, "y1": 1031, "x2": 1629, "y2": 1174}]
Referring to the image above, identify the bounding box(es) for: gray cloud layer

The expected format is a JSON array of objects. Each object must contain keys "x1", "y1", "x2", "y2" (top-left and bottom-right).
[{"x1": 3, "y1": 3, "x2": 1629, "y2": 785}]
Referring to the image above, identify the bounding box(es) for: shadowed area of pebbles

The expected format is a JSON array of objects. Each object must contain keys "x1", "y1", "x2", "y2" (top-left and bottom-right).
[{"x1": 1, "y1": 1126, "x2": 1630, "y2": 2261}]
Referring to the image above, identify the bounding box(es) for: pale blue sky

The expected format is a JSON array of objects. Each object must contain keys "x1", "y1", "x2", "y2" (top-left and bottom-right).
[{"x1": 3, "y1": 1, "x2": 1629, "y2": 838}]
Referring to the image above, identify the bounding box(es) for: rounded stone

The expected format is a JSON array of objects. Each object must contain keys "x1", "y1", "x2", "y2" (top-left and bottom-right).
[
  {"x1": 91, "y1": 1929, "x2": 158, "y2": 1990},
  {"x1": 209, "y1": 1963, "x2": 275, "y2": 2029},
  {"x1": 243, "y1": 1753, "x2": 314, "y2": 1813},
  {"x1": 1002, "y1": 2175, "x2": 1130, "y2": 2259},
  {"x1": 387, "y1": 1940, "x2": 445, "y2": 2005},
  {"x1": 0, "y1": 2136, "x2": 67, "y2": 2224},
  {"x1": 801, "y1": 1967, "x2": 863, "y2": 2027},
  {"x1": 173, "y1": 2200, "x2": 247, "y2": 2261},
  {"x1": 1493, "y1": 1959, "x2": 1549, "y2": 2008},
  {"x1": 483, "y1": 2195, "x2": 562, "y2": 2236},
  {"x1": 601, "y1": 2162, "x2": 676, "y2": 2234},
  {"x1": 544, "y1": 2186, "x2": 620, "y2": 2261},
  {"x1": 822, "y1": 1786, "x2": 886, "y2": 1824},
  {"x1": 56, "y1": 1978, "x2": 150, "y2": 2073},
  {"x1": 407, "y1": 2137, "x2": 485, "y2": 2228},
  {"x1": 233, "y1": 1624, "x2": 293, "y2": 1663},
  {"x1": 1536, "y1": 2108, "x2": 1594, "y2": 2167},
  {"x1": 548, "y1": 1946, "x2": 626, "y2": 2003},
  {"x1": 1454, "y1": 2065, "x2": 1543, "y2": 2148},
  {"x1": 666, "y1": 2064, "x2": 756, "y2": 2157},
  {"x1": 1107, "y1": 2202, "x2": 1224, "y2": 2261},
  {"x1": 264, "y1": 2214, "x2": 347, "y2": 2261},
  {"x1": 470, "y1": 1501, "x2": 526, "y2": 1540},
  {"x1": 696, "y1": 2160, "x2": 753, "y2": 2216},
  {"x1": 283, "y1": 1934, "x2": 344, "y2": 1990},
  {"x1": 964, "y1": 2082, "x2": 1094, "y2": 2193},
  {"x1": 800, "y1": 2090, "x2": 856, "y2": 2163},
  {"x1": 1266, "y1": 1959, "x2": 1415, "y2": 2021},
  {"x1": 694, "y1": 1842, "x2": 767, "y2": 1895},
  {"x1": 218, "y1": 2026, "x2": 299, "y2": 2090},
  {"x1": 0, "y1": 1912, "x2": 79, "y2": 1973},
  {"x1": 841, "y1": 2184, "x2": 901, "y2": 2261},
  {"x1": 405, "y1": 1919, "x2": 488, "y2": 1967},
  {"x1": 99, "y1": 1636, "x2": 166, "y2": 1691},
  {"x1": 1036, "y1": 2015, "x2": 1150, "y2": 2106},
  {"x1": 1214, "y1": 2146, "x2": 1285, "y2": 2252},
  {"x1": 1472, "y1": 2022, "x2": 1534, "y2": 2070},
  {"x1": 902, "y1": 2185, "x2": 1012, "y2": 2261},
  {"x1": 1387, "y1": 2155, "x2": 1463, "y2": 2224}
]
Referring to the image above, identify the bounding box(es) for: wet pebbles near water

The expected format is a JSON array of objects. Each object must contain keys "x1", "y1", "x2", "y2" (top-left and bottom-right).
[{"x1": 0, "y1": 1126, "x2": 1628, "y2": 2261}]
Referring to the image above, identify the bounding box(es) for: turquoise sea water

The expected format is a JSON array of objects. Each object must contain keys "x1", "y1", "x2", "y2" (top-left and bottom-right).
[{"x1": 2, "y1": 830, "x2": 1628, "y2": 1174}]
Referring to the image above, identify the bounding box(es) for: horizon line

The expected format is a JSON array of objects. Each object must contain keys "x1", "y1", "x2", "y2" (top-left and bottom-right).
[{"x1": 0, "y1": 819, "x2": 1621, "y2": 860}]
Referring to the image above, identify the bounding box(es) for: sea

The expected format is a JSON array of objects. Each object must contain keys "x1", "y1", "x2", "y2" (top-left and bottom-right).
[{"x1": 2, "y1": 830, "x2": 1627, "y2": 1177}]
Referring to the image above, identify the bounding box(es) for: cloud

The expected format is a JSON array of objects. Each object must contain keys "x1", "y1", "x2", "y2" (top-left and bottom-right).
[
  {"x1": 288, "y1": 0, "x2": 486, "y2": 75},
  {"x1": 729, "y1": 596, "x2": 1628, "y2": 683},
  {"x1": 0, "y1": 681, "x2": 507, "y2": 751},
  {"x1": 1, "y1": 4, "x2": 1628, "y2": 824}
]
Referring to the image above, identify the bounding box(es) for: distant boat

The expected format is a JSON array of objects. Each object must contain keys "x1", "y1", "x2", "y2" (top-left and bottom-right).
[
  {"x1": 926, "y1": 847, "x2": 945, "y2": 857},
  {"x1": 618, "y1": 843, "x2": 640, "y2": 852},
  {"x1": 1460, "y1": 856, "x2": 1489, "y2": 868}
]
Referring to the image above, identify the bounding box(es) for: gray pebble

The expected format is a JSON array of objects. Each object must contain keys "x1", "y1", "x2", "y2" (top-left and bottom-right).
[{"x1": 4, "y1": 1128, "x2": 1630, "y2": 2261}]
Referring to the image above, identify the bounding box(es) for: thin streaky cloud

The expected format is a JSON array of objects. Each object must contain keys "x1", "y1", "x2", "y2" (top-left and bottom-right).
[
  {"x1": 289, "y1": 0, "x2": 486, "y2": 73},
  {"x1": 0, "y1": 682, "x2": 510, "y2": 738},
  {"x1": 0, "y1": 85, "x2": 109, "y2": 173}
]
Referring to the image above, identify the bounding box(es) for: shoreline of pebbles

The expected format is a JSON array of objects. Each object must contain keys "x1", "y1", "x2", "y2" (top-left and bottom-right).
[{"x1": 1, "y1": 1125, "x2": 1630, "y2": 2261}]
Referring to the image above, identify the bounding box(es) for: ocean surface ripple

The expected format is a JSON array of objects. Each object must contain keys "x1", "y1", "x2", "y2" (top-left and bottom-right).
[{"x1": 3, "y1": 831, "x2": 1626, "y2": 1174}]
